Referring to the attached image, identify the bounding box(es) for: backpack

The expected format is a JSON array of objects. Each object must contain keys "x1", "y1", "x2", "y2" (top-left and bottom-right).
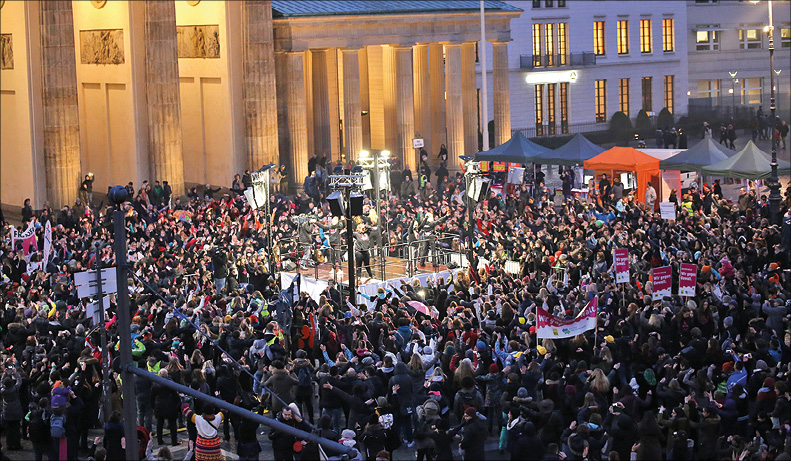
[
  {"x1": 50, "y1": 413, "x2": 66, "y2": 438},
  {"x1": 297, "y1": 366, "x2": 312, "y2": 389},
  {"x1": 459, "y1": 390, "x2": 479, "y2": 411}
]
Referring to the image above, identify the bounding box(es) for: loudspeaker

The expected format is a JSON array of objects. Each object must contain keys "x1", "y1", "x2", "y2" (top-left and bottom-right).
[
  {"x1": 282, "y1": 260, "x2": 297, "y2": 271},
  {"x1": 467, "y1": 177, "x2": 491, "y2": 202},
  {"x1": 349, "y1": 193, "x2": 365, "y2": 216},
  {"x1": 327, "y1": 191, "x2": 345, "y2": 217}
]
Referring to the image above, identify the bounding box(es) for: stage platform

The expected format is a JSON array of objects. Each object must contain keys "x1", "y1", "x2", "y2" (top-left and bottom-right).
[{"x1": 295, "y1": 255, "x2": 450, "y2": 286}]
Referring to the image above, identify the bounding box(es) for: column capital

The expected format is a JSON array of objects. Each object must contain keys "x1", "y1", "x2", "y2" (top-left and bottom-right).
[
  {"x1": 389, "y1": 43, "x2": 416, "y2": 50},
  {"x1": 340, "y1": 47, "x2": 363, "y2": 54},
  {"x1": 489, "y1": 39, "x2": 513, "y2": 45}
]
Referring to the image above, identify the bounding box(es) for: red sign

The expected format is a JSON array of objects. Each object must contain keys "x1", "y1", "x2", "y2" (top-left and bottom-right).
[
  {"x1": 652, "y1": 266, "x2": 672, "y2": 300},
  {"x1": 614, "y1": 248, "x2": 629, "y2": 283},
  {"x1": 679, "y1": 263, "x2": 697, "y2": 297}
]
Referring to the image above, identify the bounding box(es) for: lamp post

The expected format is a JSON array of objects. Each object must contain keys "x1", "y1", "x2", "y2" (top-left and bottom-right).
[
  {"x1": 729, "y1": 71, "x2": 738, "y2": 110},
  {"x1": 751, "y1": 0, "x2": 781, "y2": 223}
]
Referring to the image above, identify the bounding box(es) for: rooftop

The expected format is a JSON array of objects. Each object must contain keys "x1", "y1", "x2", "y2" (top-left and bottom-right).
[{"x1": 271, "y1": 1, "x2": 522, "y2": 18}]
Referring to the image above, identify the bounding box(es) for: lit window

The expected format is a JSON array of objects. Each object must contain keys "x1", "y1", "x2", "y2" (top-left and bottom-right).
[
  {"x1": 662, "y1": 19, "x2": 675, "y2": 52},
  {"x1": 640, "y1": 20, "x2": 652, "y2": 53},
  {"x1": 558, "y1": 0, "x2": 566, "y2": 6},
  {"x1": 696, "y1": 26, "x2": 720, "y2": 51},
  {"x1": 594, "y1": 21, "x2": 606, "y2": 56},
  {"x1": 617, "y1": 20, "x2": 630, "y2": 55},
  {"x1": 560, "y1": 82, "x2": 569, "y2": 133},
  {"x1": 739, "y1": 28, "x2": 762, "y2": 49},
  {"x1": 642, "y1": 77, "x2": 653, "y2": 111},
  {"x1": 663, "y1": 75, "x2": 674, "y2": 114},
  {"x1": 595, "y1": 79, "x2": 607, "y2": 122},
  {"x1": 533, "y1": 24, "x2": 542, "y2": 67},
  {"x1": 740, "y1": 77, "x2": 762, "y2": 105},
  {"x1": 535, "y1": 85, "x2": 544, "y2": 136},
  {"x1": 558, "y1": 23, "x2": 568, "y2": 65},
  {"x1": 532, "y1": 0, "x2": 541, "y2": 8},
  {"x1": 619, "y1": 78, "x2": 630, "y2": 116},
  {"x1": 696, "y1": 79, "x2": 721, "y2": 99},
  {"x1": 782, "y1": 27, "x2": 791, "y2": 48},
  {"x1": 545, "y1": 0, "x2": 553, "y2": 6},
  {"x1": 546, "y1": 23, "x2": 555, "y2": 66},
  {"x1": 548, "y1": 83, "x2": 557, "y2": 135}
]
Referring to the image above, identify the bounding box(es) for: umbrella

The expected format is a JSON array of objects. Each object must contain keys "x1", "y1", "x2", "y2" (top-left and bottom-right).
[
  {"x1": 658, "y1": 137, "x2": 736, "y2": 171},
  {"x1": 407, "y1": 300, "x2": 436, "y2": 318},
  {"x1": 700, "y1": 140, "x2": 791, "y2": 179},
  {"x1": 173, "y1": 210, "x2": 192, "y2": 222}
]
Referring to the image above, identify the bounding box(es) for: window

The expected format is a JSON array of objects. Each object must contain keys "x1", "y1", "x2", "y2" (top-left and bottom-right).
[
  {"x1": 558, "y1": 23, "x2": 568, "y2": 65},
  {"x1": 558, "y1": 0, "x2": 566, "y2": 6},
  {"x1": 642, "y1": 77, "x2": 653, "y2": 111},
  {"x1": 532, "y1": 0, "x2": 541, "y2": 8},
  {"x1": 695, "y1": 0, "x2": 719, "y2": 3},
  {"x1": 617, "y1": 20, "x2": 630, "y2": 55},
  {"x1": 619, "y1": 78, "x2": 630, "y2": 116},
  {"x1": 546, "y1": 23, "x2": 555, "y2": 67},
  {"x1": 696, "y1": 26, "x2": 720, "y2": 51},
  {"x1": 740, "y1": 77, "x2": 762, "y2": 104},
  {"x1": 782, "y1": 27, "x2": 791, "y2": 48},
  {"x1": 535, "y1": 85, "x2": 544, "y2": 136},
  {"x1": 696, "y1": 79, "x2": 721, "y2": 99},
  {"x1": 594, "y1": 21, "x2": 606, "y2": 56},
  {"x1": 739, "y1": 28, "x2": 762, "y2": 49},
  {"x1": 663, "y1": 75, "x2": 674, "y2": 114},
  {"x1": 560, "y1": 82, "x2": 569, "y2": 133},
  {"x1": 545, "y1": 0, "x2": 553, "y2": 6},
  {"x1": 640, "y1": 20, "x2": 652, "y2": 53},
  {"x1": 533, "y1": 24, "x2": 542, "y2": 67},
  {"x1": 548, "y1": 83, "x2": 557, "y2": 135},
  {"x1": 662, "y1": 19, "x2": 675, "y2": 52},
  {"x1": 595, "y1": 79, "x2": 607, "y2": 122}
]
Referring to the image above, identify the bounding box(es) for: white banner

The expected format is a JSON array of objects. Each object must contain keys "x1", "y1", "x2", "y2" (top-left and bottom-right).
[
  {"x1": 42, "y1": 221, "x2": 52, "y2": 266},
  {"x1": 280, "y1": 272, "x2": 328, "y2": 303},
  {"x1": 536, "y1": 297, "x2": 598, "y2": 339}
]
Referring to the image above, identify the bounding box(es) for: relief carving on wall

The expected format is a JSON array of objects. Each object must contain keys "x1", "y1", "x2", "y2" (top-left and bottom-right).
[
  {"x1": 0, "y1": 34, "x2": 13, "y2": 70},
  {"x1": 176, "y1": 25, "x2": 220, "y2": 59},
  {"x1": 80, "y1": 29, "x2": 124, "y2": 65}
]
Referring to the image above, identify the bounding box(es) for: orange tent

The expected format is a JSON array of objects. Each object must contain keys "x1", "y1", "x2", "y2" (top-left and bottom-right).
[{"x1": 583, "y1": 147, "x2": 661, "y2": 203}]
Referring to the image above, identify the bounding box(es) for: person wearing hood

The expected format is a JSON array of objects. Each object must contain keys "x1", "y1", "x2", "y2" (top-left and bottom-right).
[
  {"x1": 263, "y1": 360, "x2": 299, "y2": 415},
  {"x1": 414, "y1": 398, "x2": 441, "y2": 461},
  {"x1": 634, "y1": 411, "x2": 664, "y2": 461},
  {"x1": 458, "y1": 407, "x2": 488, "y2": 460},
  {"x1": 388, "y1": 361, "x2": 416, "y2": 446},
  {"x1": 1, "y1": 368, "x2": 24, "y2": 450}
]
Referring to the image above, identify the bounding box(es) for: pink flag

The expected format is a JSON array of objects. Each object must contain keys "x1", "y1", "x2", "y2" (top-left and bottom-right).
[{"x1": 536, "y1": 297, "x2": 598, "y2": 339}]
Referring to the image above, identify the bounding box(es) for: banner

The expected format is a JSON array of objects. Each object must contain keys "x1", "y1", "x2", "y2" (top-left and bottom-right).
[
  {"x1": 614, "y1": 248, "x2": 629, "y2": 283},
  {"x1": 42, "y1": 221, "x2": 52, "y2": 266},
  {"x1": 652, "y1": 266, "x2": 672, "y2": 299},
  {"x1": 536, "y1": 297, "x2": 597, "y2": 339},
  {"x1": 679, "y1": 263, "x2": 697, "y2": 297},
  {"x1": 659, "y1": 202, "x2": 676, "y2": 220},
  {"x1": 11, "y1": 221, "x2": 38, "y2": 261}
]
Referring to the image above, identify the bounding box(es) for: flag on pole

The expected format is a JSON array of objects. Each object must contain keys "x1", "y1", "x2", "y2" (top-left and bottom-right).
[
  {"x1": 42, "y1": 221, "x2": 52, "y2": 266},
  {"x1": 536, "y1": 297, "x2": 598, "y2": 339}
]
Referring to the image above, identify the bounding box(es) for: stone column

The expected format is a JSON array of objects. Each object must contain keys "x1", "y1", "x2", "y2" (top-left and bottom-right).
[
  {"x1": 144, "y1": 0, "x2": 185, "y2": 196},
  {"x1": 491, "y1": 40, "x2": 512, "y2": 146},
  {"x1": 412, "y1": 44, "x2": 430, "y2": 157},
  {"x1": 311, "y1": 49, "x2": 331, "y2": 159},
  {"x1": 358, "y1": 48, "x2": 371, "y2": 151},
  {"x1": 279, "y1": 52, "x2": 309, "y2": 184},
  {"x1": 40, "y1": 0, "x2": 81, "y2": 208},
  {"x1": 242, "y1": 0, "x2": 279, "y2": 168},
  {"x1": 444, "y1": 43, "x2": 464, "y2": 168},
  {"x1": 394, "y1": 45, "x2": 416, "y2": 170},
  {"x1": 461, "y1": 42, "x2": 478, "y2": 156},
  {"x1": 429, "y1": 43, "x2": 446, "y2": 163},
  {"x1": 382, "y1": 45, "x2": 397, "y2": 158},
  {"x1": 341, "y1": 48, "x2": 363, "y2": 160}
]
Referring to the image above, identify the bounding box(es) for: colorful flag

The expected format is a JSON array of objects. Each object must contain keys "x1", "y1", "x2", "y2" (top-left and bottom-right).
[{"x1": 536, "y1": 297, "x2": 598, "y2": 339}]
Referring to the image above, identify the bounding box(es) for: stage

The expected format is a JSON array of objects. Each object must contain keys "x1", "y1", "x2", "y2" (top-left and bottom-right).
[{"x1": 293, "y1": 255, "x2": 451, "y2": 286}]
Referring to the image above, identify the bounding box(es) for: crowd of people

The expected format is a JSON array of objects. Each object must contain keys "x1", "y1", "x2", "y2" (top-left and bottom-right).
[{"x1": 1, "y1": 150, "x2": 791, "y2": 461}]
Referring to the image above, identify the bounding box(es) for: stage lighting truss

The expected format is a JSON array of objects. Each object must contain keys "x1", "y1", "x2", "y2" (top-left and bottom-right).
[{"x1": 329, "y1": 174, "x2": 366, "y2": 189}]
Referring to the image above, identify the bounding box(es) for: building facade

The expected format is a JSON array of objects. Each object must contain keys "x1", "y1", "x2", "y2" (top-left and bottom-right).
[
  {"x1": 0, "y1": 0, "x2": 520, "y2": 211},
  {"x1": 487, "y1": 0, "x2": 689, "y2": 137},
  {"x1": 686, "y1": 0, "x2": 791, "y2": 118}
]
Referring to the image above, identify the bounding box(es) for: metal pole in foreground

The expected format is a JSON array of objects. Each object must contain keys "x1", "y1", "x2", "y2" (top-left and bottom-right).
[
  {"x1": 766, "y1": 0, "x2": 781, "y2": 224},
  {"x1": 113, "y1": 206, "x2": 138, "y2": 460},
  {"x1": 93, "y1": 260, "x2": 111, "y2": 422},
  {"x1": 480, "y1": 0, "x2": 490, "y2": 152},
  {"x1": 346, "y1": 188, "x2": 357, "y2": 308}
]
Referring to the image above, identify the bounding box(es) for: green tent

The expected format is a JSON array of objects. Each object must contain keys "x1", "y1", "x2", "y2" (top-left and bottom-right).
[
  {"x1": 659, "y1": 137, "x2": 736, "y2": 171},
  {"x1": 475, "y1": 131, "x2": 550, "y2": 164},
  {"x1": 700, "y1": 140, "x2": 791, "y2": 179}
]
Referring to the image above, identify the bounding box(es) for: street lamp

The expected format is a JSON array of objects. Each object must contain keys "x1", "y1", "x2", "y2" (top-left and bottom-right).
[
  {"x1": 729, "y1": 71, "x2": 738, "y2": 108},
  {"x1": 751, "y1": 0, "x2": 781, "y2": 223}
]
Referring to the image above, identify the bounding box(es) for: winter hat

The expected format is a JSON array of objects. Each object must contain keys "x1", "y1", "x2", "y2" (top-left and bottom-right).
[
  {"x1": 464, "y1": 407, "x2": 477, "y2": 418},
  {"x1": 723, "y1": 316, "x2": 734, "y2": 328},
  {"x1": 755, "y1": 360, "x2": 768, "y2": 372},
  {"x1": 376, "y1": 396, "x2": 389, "y2": 407},
  {"x1": 423, "y1": 346, "x2": 433, "y2": 355},
  {"x1": 723, "y1": 362, "x2": 735, "y2": 374},
  {"x1": 362, "y1": 357, "x2": 375, "y2": 366},
  {"x1": 517, "y1": 387, "x2": 528, "y2": 399},
  {"x1": 340, "y1": 429, "x2": 356, "y2": 447},
  {"x1": 538, "y1": 399, "x2": 554, "y2": 414},
  {"x1": 489, "y1": 364, "x2": 500, "y2": 374},
  {"x1": 476, "y1": 341, "x2": 486, "y2": 350},
  {"x1": 537, "y1": 345, "x2": 547, "y2": 355},
  {"x1": 643, "y1": 369, "x2": 657, "y2": 386}
]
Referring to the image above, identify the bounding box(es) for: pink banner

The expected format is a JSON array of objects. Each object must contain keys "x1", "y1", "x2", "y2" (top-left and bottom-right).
[
  {"x1": 652, "y1": 266, "x2": 672, "y2": 300},
  {"x1": 679, "y1": 263, "x2": 697, "y2": 297},
  {"x1": 536, "y1": 297, "x2": 598, "y2": 339},
  {"x1": 614, "y1": 248, "x2": 629, "y2": 283}
]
